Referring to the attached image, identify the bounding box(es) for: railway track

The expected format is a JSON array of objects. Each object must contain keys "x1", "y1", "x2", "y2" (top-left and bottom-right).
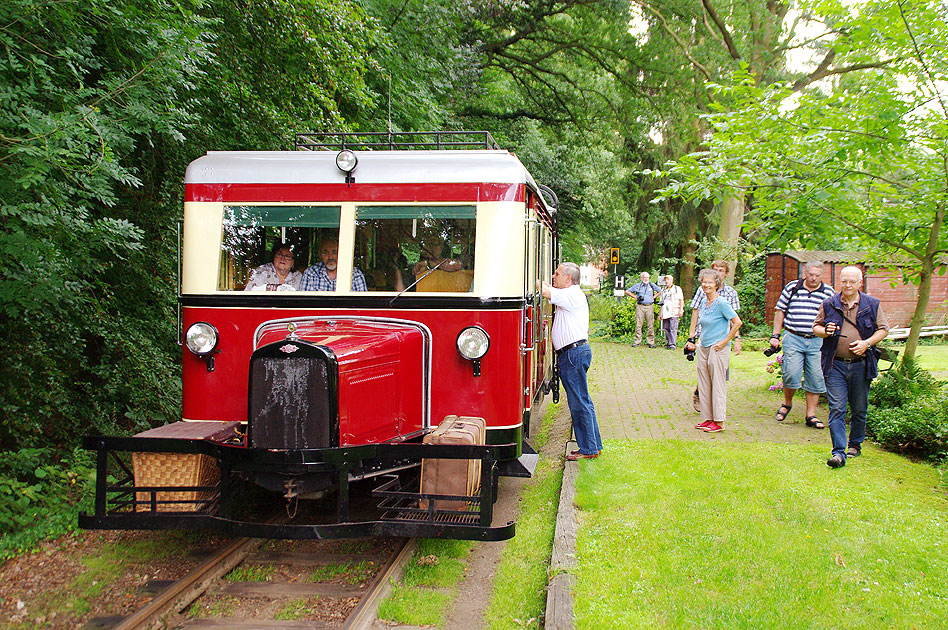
[{"x1": 98, "y1": 535, "x2": 412, "y2": 630}]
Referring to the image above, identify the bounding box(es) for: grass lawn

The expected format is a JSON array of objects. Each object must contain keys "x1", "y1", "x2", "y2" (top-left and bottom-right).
[
  {"x1": 911, "y1": 344, "x2": 948, "y2": 380},
  {"x1": 572, "y1": 439, "x2": 947, "y2": 630}
]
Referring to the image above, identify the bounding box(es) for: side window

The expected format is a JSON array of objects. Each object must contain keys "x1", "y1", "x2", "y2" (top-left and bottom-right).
[
  {"x1": 218, "y1": 205, "x2": 341, "y2": 291},
  {"x1": 354, "y1": 206, "x2": 476, "y2": 292}
]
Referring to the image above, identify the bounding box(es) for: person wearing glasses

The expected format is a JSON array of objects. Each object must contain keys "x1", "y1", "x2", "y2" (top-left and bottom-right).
[
  {"x1": 244, "y1": 242, "x2": 302, "y2": 291},
  {"x1": 813, "y1": 266, "x2": 889, "y2": 468}
]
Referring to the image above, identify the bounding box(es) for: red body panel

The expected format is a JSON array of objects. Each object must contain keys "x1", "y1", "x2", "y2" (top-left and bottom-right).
[
  {"x1": 185, "y1": 182, "x2": 525, "y2": 203},
  {"x1": 255, "y1": 320, "x2": 426, "y2": 446},
  {"x1": 183, "y1": 307, "x2": 525, "y2": 433}
]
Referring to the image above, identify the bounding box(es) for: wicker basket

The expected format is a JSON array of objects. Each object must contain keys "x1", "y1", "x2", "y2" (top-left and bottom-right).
[{"x1": 132, "y1": 452, "x2": 219, "y2": 512}]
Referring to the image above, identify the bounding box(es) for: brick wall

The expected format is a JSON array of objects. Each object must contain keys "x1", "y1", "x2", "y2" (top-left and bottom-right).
[{"x1": 864, "y1": 267, "x2": 948, "y2": 327}]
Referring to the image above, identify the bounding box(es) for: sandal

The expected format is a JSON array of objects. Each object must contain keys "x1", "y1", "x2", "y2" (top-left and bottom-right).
[
  {"x1": 805, "y1": 416, "x2": 826, "y2": 429},
  {"x1": 775, "y1": 404, "x2": 792, "y2": 422}
]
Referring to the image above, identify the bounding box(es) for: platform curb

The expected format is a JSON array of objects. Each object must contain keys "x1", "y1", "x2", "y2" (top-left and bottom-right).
[{"x1": 545, "y1": 441, "x2": 579, "y2": 630}]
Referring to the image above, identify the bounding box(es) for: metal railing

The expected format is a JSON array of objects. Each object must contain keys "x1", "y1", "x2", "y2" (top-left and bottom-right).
[{"x1": 295, "y1": 130, "x2": 501, "y2": 151}]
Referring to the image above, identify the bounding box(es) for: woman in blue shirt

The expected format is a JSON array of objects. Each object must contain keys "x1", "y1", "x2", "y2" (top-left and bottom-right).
[{"x1": 684, "y1": 268, "x2": 742, "y2": 433}]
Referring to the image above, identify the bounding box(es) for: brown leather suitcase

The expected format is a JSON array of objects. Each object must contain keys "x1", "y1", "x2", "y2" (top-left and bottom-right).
[{"x1": 420, "y1": 415, "x2": 486, "y2": 511}]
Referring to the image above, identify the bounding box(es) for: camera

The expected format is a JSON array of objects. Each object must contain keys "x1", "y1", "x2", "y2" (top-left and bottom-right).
[
  {"x1": 684, "y1": 338, "x2": 696, "y2": 361},
  {"x1": 763, "y1": 345, "x2": 781, "y2": 357}
]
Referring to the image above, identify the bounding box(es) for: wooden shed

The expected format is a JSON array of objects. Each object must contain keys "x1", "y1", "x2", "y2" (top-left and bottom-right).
[{"x1": 765, "y1": 251, "x2": 948, "y2": 327}]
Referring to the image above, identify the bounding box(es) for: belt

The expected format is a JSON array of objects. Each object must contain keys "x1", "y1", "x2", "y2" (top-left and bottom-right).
[
  {"x1": 556, "y1": 339, "x2": 588, "y2": 355},
  {"x1": 786, "y1": 329, "x2": 815, "y2": 339},
  {"x1": 837, "y1": 356, "x2": 865, "y2": 363}
]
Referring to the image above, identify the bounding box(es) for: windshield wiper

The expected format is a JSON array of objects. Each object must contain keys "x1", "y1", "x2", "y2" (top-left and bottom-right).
[{"x1": 389, "y1": 259, "x2": 448, "y2": 305}]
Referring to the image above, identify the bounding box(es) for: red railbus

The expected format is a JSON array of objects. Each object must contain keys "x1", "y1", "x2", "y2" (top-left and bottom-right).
[{"x1": 81, "y1": 131, "x2": 559, "y2": 540}]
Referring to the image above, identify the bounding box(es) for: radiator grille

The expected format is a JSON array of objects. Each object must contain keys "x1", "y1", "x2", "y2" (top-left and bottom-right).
[{"x1": 249, "y1": 355, "x2": 332, "y2": 449}]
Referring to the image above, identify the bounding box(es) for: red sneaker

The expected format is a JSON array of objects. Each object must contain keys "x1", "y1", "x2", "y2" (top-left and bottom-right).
[
  {"x1": 695, "y1": 420, "x2": 713, "y2": 430},
  {"x1": 702, "y1": 421, "x2": 724, "y2": 433}
]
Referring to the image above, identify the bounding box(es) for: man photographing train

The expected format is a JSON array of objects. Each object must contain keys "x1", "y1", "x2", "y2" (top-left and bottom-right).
[{"x1": 539, "y1": 262, "x2": 603, "y2": 461}]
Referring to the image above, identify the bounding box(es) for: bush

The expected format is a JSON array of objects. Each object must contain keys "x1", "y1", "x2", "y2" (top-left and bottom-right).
[
  {"x1": 608, "y1": 299, "x2": 661, "y2": 341},
  {"x1": 869, "y1": 388, "x2": 948, "y2": 462},
  {"x1": 610, "y1": 299, "x2": 637, "y2": 337},
  {"x1": 867, "y1": 359, "x2": 948, "y2": 462},
  {"x1": 588, "y1": 291, "x2": 618, "y2": 322},
  {"x1": 735, "y1": 254, "x2": 767, "y2": 329},
  {"x1": 0, "y1": 448, "x2": 95, "y2": 559},
  {"x1": 869, "y1": 358, "x2": 941, "y2": 409}
]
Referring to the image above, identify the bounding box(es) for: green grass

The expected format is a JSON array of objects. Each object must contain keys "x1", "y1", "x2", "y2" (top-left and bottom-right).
[
  {"x1": 572, "y1": 440, "x2": 948, "y2": 630},
  {"x1": 187, "y1": 595, "x2": 240, "y2": 617},
  {"x1": 309, "y1": 560, "x2": 375, "y2": 584},
  {"x1": 377, "y1": 584, "x2": 453, "y2": 626},
  {"x1": 376, "y1": 538, "x2": 475, "y2": 626},
  {"x1": 913, "y1": 345, "x2": 948, "y2": 379},
  {"x1": 225, "y1": 563, "x2": 275, "y2": 582},
  {"x1": 484, "y1": 458, "x2": 562, "y2": 630},
  {"x1": 402, "y1": 539, "x2": 473, "y2": 587},
  {"x1": 274, "y1": 598, "x2": 315, "y2": 620},
  {"x1": 532, "y1": 400, "x2": 561, "y2": 451},
  {"x1": 40, "y1": 535, "x2": 192, "y2": 615}
]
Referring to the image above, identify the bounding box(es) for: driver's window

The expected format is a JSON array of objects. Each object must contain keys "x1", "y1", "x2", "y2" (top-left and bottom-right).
[
  {"x1": 218, "y1": 205, "x2": 341, "y2": 291},
  {"x1": 354, "y1": 205, "x2": 476, "y2": 292}
]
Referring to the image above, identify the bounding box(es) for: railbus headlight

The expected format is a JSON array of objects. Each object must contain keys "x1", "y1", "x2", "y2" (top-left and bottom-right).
[
  {"x1": 335, "y1": 149, "x2": 358, "y2": 173},
  {"x1": 185, "y1": 322, "x2": 219, "y2": 356},
  {"x1": 457, "y1": 326, "x2": 490, "y2": 377}
]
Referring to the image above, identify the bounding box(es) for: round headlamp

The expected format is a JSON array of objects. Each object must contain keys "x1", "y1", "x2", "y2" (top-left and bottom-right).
[
  {"x1": 335, "y1": 149, "x2": 358, "y2": 173},
  {"x1": 185, "y1": 322, "x2": 219, "y2": 356},
  {"x1": 456, "y1": 326, "x2": 490, "y2": 360}
]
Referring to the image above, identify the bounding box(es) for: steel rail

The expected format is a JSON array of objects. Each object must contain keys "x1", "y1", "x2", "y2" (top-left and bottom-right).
[
  {"x1": 341, "y1": 538, "x2": 414, "y2": 630},
  {"x1": 113, "y1": 534, "x2": 260, "y2": 630},
  {"x1": 111, "y1": 533, "x2": 413, "y2": 630}
]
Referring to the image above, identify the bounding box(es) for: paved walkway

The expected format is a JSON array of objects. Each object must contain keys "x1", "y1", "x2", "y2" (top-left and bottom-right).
[{"x1": 587, "y1": 339, "x2": 829, "y2": 447}]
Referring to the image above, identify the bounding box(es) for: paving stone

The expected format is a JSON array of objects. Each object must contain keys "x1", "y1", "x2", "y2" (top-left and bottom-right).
[{"x1": 586, "y1": 340, "x2": 829, "y2": 447}]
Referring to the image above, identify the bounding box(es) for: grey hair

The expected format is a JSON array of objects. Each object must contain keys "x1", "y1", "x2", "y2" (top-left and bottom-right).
[
  {"x1": 804, "y1": 260, "x2": 824, "y2": 272},
  {"x1": 560, "y1": 262, "x2": 581, "y2": 285},
  {"x1": 698, "y1": 268, "x2": 723, "y2": 290}
]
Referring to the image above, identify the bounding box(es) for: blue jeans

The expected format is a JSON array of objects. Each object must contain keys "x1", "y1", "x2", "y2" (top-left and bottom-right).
[
  {"x1": 824, "y1": 360, "x2": 870, "y2": 460},
  {"x1": 781, "y1": 332, "x2": 826, "y2": 393},
  {"x1": 559, "y1": 344, "x2": 603, "y2": 455}
]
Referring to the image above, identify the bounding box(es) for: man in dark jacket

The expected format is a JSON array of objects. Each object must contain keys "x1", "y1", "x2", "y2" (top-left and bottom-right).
[{"x1": 813, "y1": 266, "x2": 889, "y2": 468}]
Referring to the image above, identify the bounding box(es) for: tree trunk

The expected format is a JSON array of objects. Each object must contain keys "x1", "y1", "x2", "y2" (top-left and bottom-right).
[
  {"x1": 903, "y1": 260, "x2": 933, "y2": 361},
  {"x1": 905, "y1": 204, "x2": 946, "y2": 360},
  {"x1": 682, "y1": 211, "x2": 698, "y2": 299},
  {"x1": 717, "y1": 192, "x2": 744, "y2": 284}
]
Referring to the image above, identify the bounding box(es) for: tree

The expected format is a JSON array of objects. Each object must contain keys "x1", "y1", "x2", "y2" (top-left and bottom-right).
[
  {"x1": 654, "y1": 0, "x2": 948, "y2": 359},
  {"x1": 628, "y1": 0, "x2": 900, "y2": 281}
]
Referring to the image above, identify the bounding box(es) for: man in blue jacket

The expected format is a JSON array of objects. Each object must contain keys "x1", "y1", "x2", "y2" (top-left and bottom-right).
[
  {"x1": 813, "y1": 266, "x2": 889, "y2": 468},
  {"x1": 625, "y1": 271, "x2": 662, "y2": 348}
]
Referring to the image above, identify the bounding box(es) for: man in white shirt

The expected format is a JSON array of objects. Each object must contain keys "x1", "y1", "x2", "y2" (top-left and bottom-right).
[{"x1": 539, "y1": 262, "x2": 603, "y2": 460}]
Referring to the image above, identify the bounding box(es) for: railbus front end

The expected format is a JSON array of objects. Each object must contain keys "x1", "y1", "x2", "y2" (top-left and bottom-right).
[{"x1": 80, "y1": 132, "x2": 558, "y2": 540}]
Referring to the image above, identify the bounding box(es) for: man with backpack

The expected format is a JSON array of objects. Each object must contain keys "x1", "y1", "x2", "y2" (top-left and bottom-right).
[{"x1": 770, "y1": 261, "x2": 835, "y2": 428}]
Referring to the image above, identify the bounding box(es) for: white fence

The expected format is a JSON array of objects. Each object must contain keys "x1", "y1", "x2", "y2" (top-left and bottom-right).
[{"x1": 885, "y1": 325, "x2": 948, "y2": 341}]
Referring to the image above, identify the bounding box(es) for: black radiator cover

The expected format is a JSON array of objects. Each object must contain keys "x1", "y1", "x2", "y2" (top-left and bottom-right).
[{"x1": 247, "y1": 340, "x2": 339, "y2": 449}]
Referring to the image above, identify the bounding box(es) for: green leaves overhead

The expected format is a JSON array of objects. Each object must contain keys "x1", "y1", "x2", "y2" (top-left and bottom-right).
[{"x1": 655, "y1": 0, "x2": 948, "y2": 356}]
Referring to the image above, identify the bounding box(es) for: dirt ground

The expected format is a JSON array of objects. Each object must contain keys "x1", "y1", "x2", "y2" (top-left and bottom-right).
[
  {"x1": 0, "y1": 529, "x2": 225, "y2": 629},
  {"x1": 0, "y1": 404, "x2": 571, "y2": 630}
]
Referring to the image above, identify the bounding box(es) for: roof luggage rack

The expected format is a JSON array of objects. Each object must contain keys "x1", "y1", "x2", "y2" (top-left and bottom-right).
[{"x1": 295, "y1": 130, "x2": 501, "y2": 151}]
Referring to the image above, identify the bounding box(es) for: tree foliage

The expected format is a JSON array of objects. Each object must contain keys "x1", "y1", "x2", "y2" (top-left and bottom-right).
[{"x1": 654, "y1": 0, "x2": 948, "y2": 358}]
